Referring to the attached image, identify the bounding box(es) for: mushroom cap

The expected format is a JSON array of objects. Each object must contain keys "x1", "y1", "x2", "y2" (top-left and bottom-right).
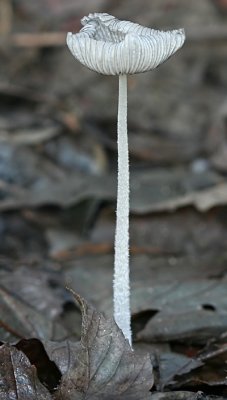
[{"x1": 67, "y1": 13, "x2": 185, "y2": 75}]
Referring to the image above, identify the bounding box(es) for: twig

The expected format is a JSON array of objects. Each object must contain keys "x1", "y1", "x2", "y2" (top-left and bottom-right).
[
  {"x1": 198, "y1": 343, "x2": 227, "y2": 362},
  {"x1": 52, "y1": 243, "x2": 179, "y2": 260},
  {"x1": 1, "y1": 25, "x2": 227, "y2": 49},
  {"x1": 11, "y1": 32, "x2": 66, "y2": 47},
  {"x1": 0, "y1": 0, "x2": 13, "y2": 34}
]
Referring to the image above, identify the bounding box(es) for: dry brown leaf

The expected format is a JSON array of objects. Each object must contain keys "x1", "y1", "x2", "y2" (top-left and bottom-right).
[
  {"x1": 55, "y1": 292, "x2": 154, "y2": 400},
  {"x1": 0, "y1": 344, "x2": 52, "y2": 399}
]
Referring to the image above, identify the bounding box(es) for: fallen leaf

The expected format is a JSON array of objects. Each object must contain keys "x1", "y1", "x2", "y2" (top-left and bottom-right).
[
  {"x1": 130, "y1": 169, "x2": 225, "y2": 214},
  {"x1": 150, "y1": 392, "x2": 218, "y2": 400},
  {"x1": 90, "y1": 207, "x2": 227, "y2": 258},
  {"x1": 167, "y1": 341, "x2": 227, "y2": 393},
  {"x1": 0, "y1": 266, "x2": 64, "y2": 318},
  {"x1": 134, "y1": 279, "x2": 227, "y2": 343},
  {"x1": 0, "y1": 168, "x2": 224, "y2": 215},
  {"x1": 16, "y1": 338, "x2": 62, "y2": 393},
  {"x1": 0, "y1": 285, "x2": 67, "y2": 342},
  {"x1": 0, "y1": 172, "x2": 115, "y2": 211},
  {"x1": 136, "y1": 183, "x2": 227, "y2": 214},
  {"x1": 55, "y1": 292, "x2": 154, "y2": 400},
  {"x1": 43, "y1": 339, "x2": 81, "y2": 376},
  {"x1": 157, "y1": 352, "x2": 203, "y2": 390},
  {"x1": 65, "y1": 252, "x2": 227, "y2": 316},
  {"x1": 0, "y1": 344, "x2": 52, "y2": 399}
]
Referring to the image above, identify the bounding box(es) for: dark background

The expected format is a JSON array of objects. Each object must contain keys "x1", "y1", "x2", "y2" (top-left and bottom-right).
[{"x1": 0, "y1": 0, "x2": 227, "y2": 394}]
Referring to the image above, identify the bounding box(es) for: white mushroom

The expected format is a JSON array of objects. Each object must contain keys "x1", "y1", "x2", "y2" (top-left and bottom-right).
[{"x1": 67, "y1": 13, "x2": 185, "y2": 347}]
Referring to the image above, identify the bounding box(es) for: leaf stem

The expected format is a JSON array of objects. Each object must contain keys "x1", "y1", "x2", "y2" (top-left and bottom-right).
[{"x1": 114, "y1": 74, "x2": 131, "y2": 346}]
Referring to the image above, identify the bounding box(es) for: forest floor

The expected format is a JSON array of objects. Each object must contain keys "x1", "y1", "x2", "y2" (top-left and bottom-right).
[{"x1": 1, "y1": 0, "x2": 227, "y2": 398}]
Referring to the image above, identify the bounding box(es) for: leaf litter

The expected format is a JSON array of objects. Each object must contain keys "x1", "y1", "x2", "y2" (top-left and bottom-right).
[
  {"x1": 54, "y1": 291, "x2": 154, "y2": 400},
  {"x1": 0, "y1": 344, "x2": 52, "y2": 400},
  {"x1": 1, "y1": 0, "x2": 227, "y2": 398}
]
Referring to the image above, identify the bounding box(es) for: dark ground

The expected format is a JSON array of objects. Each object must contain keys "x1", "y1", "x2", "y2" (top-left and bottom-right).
[{"x1": 0, "y1": 0, "x2": 227, "y2": 398}]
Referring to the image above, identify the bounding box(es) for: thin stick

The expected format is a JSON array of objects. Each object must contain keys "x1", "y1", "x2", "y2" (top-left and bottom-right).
[
  {"x1": 1, "y1": 26, "x2": 227, "y2": 49},
  {"x1": 0, "y1": 0, "x2": 13, "y2": 34},
  {"x1": 11, "y1": 32, "x2": 66, "y2": 47},
  {"x1": 113, "y1": 74, "x2": 131, "y2": 346}
]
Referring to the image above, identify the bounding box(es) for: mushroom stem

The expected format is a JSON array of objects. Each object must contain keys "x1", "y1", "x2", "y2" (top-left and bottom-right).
[{"x1": 114, "y1": 73, "x2": 132, "y2": 346}]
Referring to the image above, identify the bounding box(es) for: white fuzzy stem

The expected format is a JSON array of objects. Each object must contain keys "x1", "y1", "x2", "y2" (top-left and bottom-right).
[{"x1": 113, "y1": 74, "x2": 132, "y2": 346}]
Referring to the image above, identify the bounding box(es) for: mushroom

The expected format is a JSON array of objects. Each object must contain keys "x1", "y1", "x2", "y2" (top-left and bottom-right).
[{"x1": 67, "y1": 13, "x2": 185, "y2": 347}]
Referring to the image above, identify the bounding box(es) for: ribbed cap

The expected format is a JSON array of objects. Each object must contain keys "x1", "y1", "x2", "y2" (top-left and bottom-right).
[{"x1": 67, "y1": 13, "x2": 185, "y2": 75}]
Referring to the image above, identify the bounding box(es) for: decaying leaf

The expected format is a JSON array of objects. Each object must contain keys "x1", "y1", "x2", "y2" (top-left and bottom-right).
[
  {"x1": 0, "y1": 173, "x2": 115, "y2": 212},
  {"x1": 0, "y1": 285, "x2": 67, "y2": 342},
  {"x1": 0, "y1": 344, "x2": 52, "y2": 399},
  {"x1": 0, "y1": 266, "x2": 64, "y2": 319},
  {"x1": 157, "y1": 352, "x2": 203, "y2": 390},
  {"x1": 134, "y1": 279, "x2": 227, "y2": 343},
  {"x1": 44, "y1": 339, "x2": 81, "y2": 376},
  {"x1": 150, "y1": 392, "x2": 221, "y2": 400},
  {"x1": 0, "y1": 168, "x2": 225, "y2": 215},
  {"x1": 65, "y1": 250, "x2": 227, "y2": 316},
  {"x1": 130, "y1": 170, "x2": 226, "y2": 214},
  {"x1": 137, "y1": 182, "x2": 227, "y2": 214},
  {"x1": 55, "y1": 292, "x2": 154, "y2": 400},
  {"x1": 16, "y1": 338, "x2": 62, "y2": 393}
]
